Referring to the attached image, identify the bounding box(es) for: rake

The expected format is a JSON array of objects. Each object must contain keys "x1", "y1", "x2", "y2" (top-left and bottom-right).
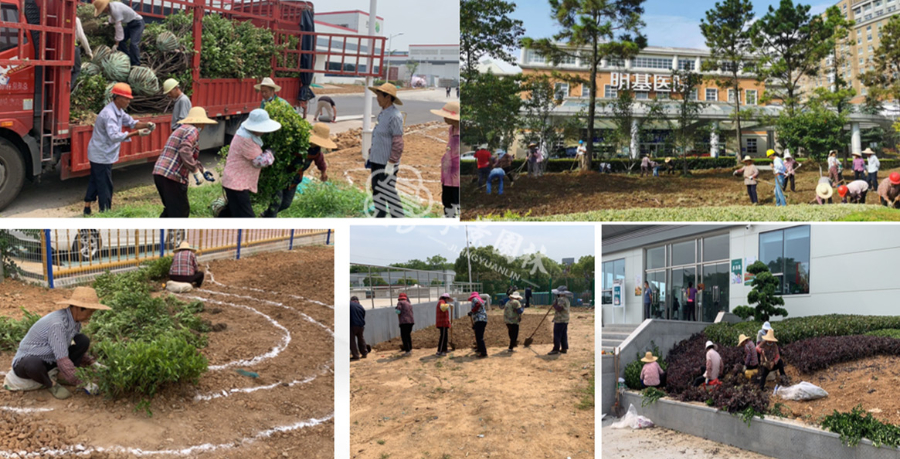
[{"x1": 523, "y1": 303, "x2": 554, "y2": 347}]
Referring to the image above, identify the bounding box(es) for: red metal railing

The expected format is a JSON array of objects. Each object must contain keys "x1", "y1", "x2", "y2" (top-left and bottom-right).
[{"x1": 0, "y1": 0, "x2": 76, "y2": 66}]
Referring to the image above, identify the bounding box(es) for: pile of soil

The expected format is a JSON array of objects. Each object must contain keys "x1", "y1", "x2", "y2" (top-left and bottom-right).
[
  {"x1": 0, "y1": 411, "x2": 69, "y2": 451},
  {"x1": 327, "y1": 122, "x2": 447, "y2": 205},
  {"x1": 461, "y1": 166, "x2": 900, "y2": 219},
  {"x1": 375, "y1": 309, "x2": 574, "y2": 351},
  {"x1": 0, "y1": 246, "x2": 334, "y2": 458}
]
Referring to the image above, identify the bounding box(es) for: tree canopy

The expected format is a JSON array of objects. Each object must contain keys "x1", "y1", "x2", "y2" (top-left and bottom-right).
[{"x1": 460, "y1": 0, "x2": 525, "y2": 81}]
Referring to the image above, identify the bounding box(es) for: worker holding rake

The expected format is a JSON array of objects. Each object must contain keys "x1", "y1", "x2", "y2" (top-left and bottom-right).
[
  {"x1": 548, "y1": 287, "x2": 571, "y2": 356},
  {"x1": 504, "y1": 292, "x2": 524, "y2": 353},
  {"x1": 7, "y1": 287, "x2": 109, "y2": 400}
]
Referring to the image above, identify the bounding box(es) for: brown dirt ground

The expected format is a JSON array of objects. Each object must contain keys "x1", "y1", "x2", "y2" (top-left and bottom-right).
[
  {"x1": 771, "y1": 356, "x2": 900, "y2": 427},
  {"x1": 350, "y1": 308, "x2": 595, "y2": 459},
  {"x1": 0, "y1": 281, "x2": 69, "y2": 319},
  {"x1": 327, "y1": 122, "x2": 447, "y2": 204},
  {"x1": 375, "y1": 307, "x2": 595, "y2": 352},
  {"x1": 0, "y1": 246, "x2": 334, "y2": 458},
  {"x1": 461, "y1": 165, "x2": 900, "y2": 219},
  {"x1": 602, "y1": 417, "x2": 774, "y2": 459}
]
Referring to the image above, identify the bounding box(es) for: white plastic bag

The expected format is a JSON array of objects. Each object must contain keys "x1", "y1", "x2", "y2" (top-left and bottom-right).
[
  {"x1": 4, "y1": 367, "x2": 58, "y2": 391},
  {"x1": 610, "y1": 404, "x2": 654, "y2": 429},
  {"x1": 166, "y1": 281, "x2": 193, "y2": 293},
  {"x1": 776, "y1": 381, "x2": 828, "y2": 401}
]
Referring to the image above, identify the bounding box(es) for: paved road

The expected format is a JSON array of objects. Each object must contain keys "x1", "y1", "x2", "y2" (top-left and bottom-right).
[{"x1": 311, "y1": 88, "x2": 457, "y2": 125}]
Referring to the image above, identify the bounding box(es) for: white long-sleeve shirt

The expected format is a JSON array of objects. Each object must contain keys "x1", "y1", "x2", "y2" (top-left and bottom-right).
[
  {"x1": 75, "y1": 17, "x2": 93, "y2": 58},
  {"x1": 107, "y1": 2, "x2": 142, "y2": 43},
  {"x1": 867, "y1": 155, "x2": 880, "y2": 173}
]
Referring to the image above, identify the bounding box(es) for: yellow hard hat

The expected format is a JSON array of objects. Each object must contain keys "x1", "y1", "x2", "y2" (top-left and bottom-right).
[{"x1": 766, "y1": 149, "x2": 775, "y2": 157}]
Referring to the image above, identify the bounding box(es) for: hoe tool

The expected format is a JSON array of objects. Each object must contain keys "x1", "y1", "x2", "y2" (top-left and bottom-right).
[{"x1": 524, "y1": 302, "x2": 555, "y2": 347}]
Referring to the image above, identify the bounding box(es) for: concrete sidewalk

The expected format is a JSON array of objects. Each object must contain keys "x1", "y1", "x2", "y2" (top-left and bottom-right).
[{"x1": 602, "y1": 417, "x2": 774, "y2": 459}]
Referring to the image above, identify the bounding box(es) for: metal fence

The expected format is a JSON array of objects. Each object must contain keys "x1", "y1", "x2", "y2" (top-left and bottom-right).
[
  {"x1": 350, "y1": 263, "x2": 482, "y2": 309},
  {"x1": 7, "y1": 229, "x2": 333, "y2": 288},
  {"x1": 479, "y1": 277, "x2": 595, "y2": 307}
]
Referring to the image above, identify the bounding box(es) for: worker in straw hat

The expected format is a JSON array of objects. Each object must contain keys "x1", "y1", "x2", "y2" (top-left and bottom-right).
[
  {"x1": 639, "y1": 351, "x2": 665, "y2": 388},
  {"x1": 163, "y1": 78, "x2": 192, "y2": 131},
  {"x1": 756, "y1": 329, "x2": 787, "y2": 389},
  {"x1": 93, "y1": 0, "x2": 144, "y2": 65},
  {"x1": 85, "y1": 82, "x2": 155, "y2": 215},
  {"x1": 815, "y1": 176, "x2": 834, "y2": 205},
  {"x1": 219, "y1": 109, "x2": 282, "y2": 217},
  {"x1": 733, "y1": 155, "x2": 760, "y2": 205},
  {"x1": 153, "y1": 107, "x2": 217, "y2": 218},
  {"x1": 503, "y1": 291, "x2": 524, "y2": 353},
  {"x1": 863, "y1": 147, "x2": 880, "y2": 192},
  {"x1": 838, "y1": 180, "x2": 868, "y2": 204},
  {"x1": 261, "y1": 122, "x2": 333, "y2": 218},
  {"x1": 256, "y1": 77, "x2": 287, "y2": 109},
  {"x1": 878, "y1": 172, "x2": 900, "y2": 208},
  {"x1": 169, "y1": 241, "x2": 204, "y2": 287},
  {"x1": 782, "y1": 151, "x2": 801, "y2": 192},
  {"x1": 665, "y1": 157, "x2": 676, "y2": 175},
  {"x1": 9, "y1": 287, "x2": 110, "y2": 400},
  {"x1": 367, "y1": 82, "x2": 406, "y2": 218},
  {"x1": 548, "y1": 286, "x2": 571, "y2": 356},
  {"x1": 738, "y1": 334, "x2": 759, "y2": 377},
  {"x1": 767, "y1": 149, "x2": 787, "y2": 206},
  {"x1": 431, "y1": 101, "x2": 460, "y2": 218},
  {"x1": 851, "y1": 150, "x2": 866, "y2": 181},
  {"x1": 827, "y1": 150, "x2": 842, "y2": 184}
]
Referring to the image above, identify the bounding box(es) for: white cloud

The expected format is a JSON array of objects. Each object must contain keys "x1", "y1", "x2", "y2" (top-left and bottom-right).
[{"x1": 643, "y1": 15, "x2": 708, "y2": 50}]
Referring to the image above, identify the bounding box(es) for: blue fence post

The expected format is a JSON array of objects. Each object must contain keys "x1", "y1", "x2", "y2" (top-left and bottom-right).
[
  {"x1": 289, "y1": 229, "x2": 295, "y2": 250},
  {"x1": 44, "y1": 229, "x2": 54, "y2": 289},
  {"x1": 236, "y1": 229, "x2": 243, "y2": 260},
  {"x1": 160, "y1": 229, "x2": 166, "y2": 258},
  {"x1": 326, "y1": 229, "x2": 331, "y2": 246}
]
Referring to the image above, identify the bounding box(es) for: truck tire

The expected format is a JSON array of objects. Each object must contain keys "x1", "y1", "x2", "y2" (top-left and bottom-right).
[
  {"x1": 0, "y1": 138, "x2": 26, "y2": 212},
  {"x1": 165, "y1": 229, "x2": 186, "y2": 250},
  {"x1": 71, "y1": 229, "x2": 102, "y2": 260}
]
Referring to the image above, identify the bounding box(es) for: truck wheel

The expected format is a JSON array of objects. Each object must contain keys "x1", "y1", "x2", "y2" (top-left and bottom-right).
[
  {"x1": 165, "y1": 229, "x2": 186, "y2": 250},
  {"x1": 0, "y1": 138, "x2": 26, "y2": 212},
  {"x1": 72, "y1": 229, "x2": 102, "y2": 260}
]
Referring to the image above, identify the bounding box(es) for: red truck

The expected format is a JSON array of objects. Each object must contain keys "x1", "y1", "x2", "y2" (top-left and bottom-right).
[{"x1": 0, "y1": 0, "x2": 385, "y2": 210}]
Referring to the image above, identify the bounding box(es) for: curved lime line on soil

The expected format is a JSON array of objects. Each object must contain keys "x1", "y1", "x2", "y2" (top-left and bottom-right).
[
  {"x1": 206, "y1": 264, "x2": 334, "y2": 309},
  {"x1": 474, "y1": 204, "x2": 900, "y2": 222},
  {"x1": 197, "y1": 289, "x2": 334, "y2": 337},
  {"x1": 193, "y1": 362, "x2": 331, "y2": 401}
]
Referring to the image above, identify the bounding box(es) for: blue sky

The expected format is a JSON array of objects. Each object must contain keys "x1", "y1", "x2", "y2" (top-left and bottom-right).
[
  {"x1": 508, "y1": 0, "x2": 832, "y2": 53},
  {"x1": 350, "y1": 225, "x2": 594, "y2": 266}
]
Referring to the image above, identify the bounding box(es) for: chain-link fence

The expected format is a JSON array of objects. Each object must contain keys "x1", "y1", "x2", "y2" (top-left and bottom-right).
[
  {"x1": 6, "y1": 229, "x2": 333, "y2": 288},
  {"x1": 350, "y1": 263, "x2": 482, "y2": 309},
  {"x1": 479, "y1": 277, "x2": 595, "y2": 307}
]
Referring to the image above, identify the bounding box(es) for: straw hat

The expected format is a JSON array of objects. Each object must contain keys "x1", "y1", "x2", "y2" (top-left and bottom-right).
[
  {"x1": 162, "y1": 78, "x2": 180, "y2": 95},
  {"x1": 368, "y1": 83, "x2": 403, "y2": 105},
  {"x1": 738, "y1": 334, "x2": 751, "y2": 346},
  {"x1": 640, "y1": 351, "x2": 658, "y2": 363},
  {"x1": 56, "y1": 287, "x2": 111, "y2": 310},
  {"x1": 665, "y1": 157, "x2": 672, "y2": 163},
  {"x1": 178, "y1": 107, "x2": 217, "y2": 125},
  {"x1": 863, "y1": 148, "x2": 875, "y2": 155},
  {"x1": 742, "y1": 155, "x2": 753, "y2": 163},
  {"x1": 254, "y1": 77, "x2": 282, "y2": 92},
  {"x1": 528, "y1": 142, "x2": 538, "y2": 148},
  {"x1": 852, "y1": 151, "x2": 862, "y2": 157},
  {"x1": 705, "y1": 340, "x2": 716, "y2": 349},
  {"x1": 242, "y1": 109, "x2": 281, "y2": 133},
  {"x1": 93, "y1": 0, "x2": 109, "y2": 16},
  {"x1": 762, "y1": 329, "x2": 778, "y2": 342},
  {"x1": 174, "y1": 241, "x2": 195, "y2": 252},
  {"x1": 509, "y1": 292, "x2": 523, "y2": 300},
  {"x1": 816, "y1": 182, "x2": 833, "y2": 200},
  {"x1": 430, "y1": 101, "x2": 460, "y2": 120},
  {"x1": 309, "y1": 123, "x2": 337, "y2": 149},
  {"x1": 829, "y1": 150, "x2": 837, "y2": 156}
]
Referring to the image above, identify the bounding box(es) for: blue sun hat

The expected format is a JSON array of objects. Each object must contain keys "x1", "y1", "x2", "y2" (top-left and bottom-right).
[{"x1": 242, "y1": 109, "x2": 282, "y2": 133}]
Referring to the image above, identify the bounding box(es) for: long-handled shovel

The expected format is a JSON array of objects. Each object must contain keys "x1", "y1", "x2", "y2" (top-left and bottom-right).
[
  {"x1": 449, "y1": 303, "x2": 457, "y2": 351},
  {"x1": 524, "y1": 303, "x2": 554, "y2": 347}
]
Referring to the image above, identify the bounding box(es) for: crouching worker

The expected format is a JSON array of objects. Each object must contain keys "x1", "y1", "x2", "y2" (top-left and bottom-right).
[
  {"x1": 7, "y1": 287, "x2": 109, "y2": 399},
  {"x1": 739, "y1": 334, "x2": 759, "y2": 379},
  {"x1": 169, "y1": 241, "x2": 204, "y2": 287},
  {"x1": 692, "y1": 340, "x2": 724, "y2": 387},
  {"x1": 757, "y1": 329, "x2": 787, "y2": 389},
  {"x1": 640, "y1": 351, "x2": 665, "y2": 388}
]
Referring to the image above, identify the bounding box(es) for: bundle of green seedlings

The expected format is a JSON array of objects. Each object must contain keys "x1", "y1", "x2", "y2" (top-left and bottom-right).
[
  {"x1": 72, "y1": 6, "x2": 286, "y2": 122},
  {"x1": 76, "y1": 257, "x2": 209, "y2": 415}
]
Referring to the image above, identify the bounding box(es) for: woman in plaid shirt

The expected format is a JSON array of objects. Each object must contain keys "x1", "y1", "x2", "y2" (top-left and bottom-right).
[
  {"x1": 169, "y1": 241, "x2": 204, "y2": 287},
  {"x1": 152, "y1": 108, "x2": 217, "y2": 217}
]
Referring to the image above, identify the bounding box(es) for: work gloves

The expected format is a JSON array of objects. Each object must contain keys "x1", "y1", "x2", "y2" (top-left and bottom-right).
[
  {"x1": 137, "y1": 129, "x2": 151, "y2": 137},
  {"x1": 203, "y1": 171, "x2": 215, "y2": 182},
  {"x1": 252, "y1": 149, "x2": 275, "y2": 168},
  {"x1": 147, "y1": 122, "x2": 156, "y2": 133}
]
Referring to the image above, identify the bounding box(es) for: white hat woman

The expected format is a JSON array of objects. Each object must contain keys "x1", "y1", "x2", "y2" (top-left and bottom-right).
[
  {"x1": 432, "y1": 100, "x2": 460, "y2": 218},
  {"x1": 367, "y1": 83, "x2": 405, "y2": 218},
  {"x1": 733, "y1": 155, "x2": 759, "y2": 205},
  {"x1": 219, "y1": 109, "x2": 282, "y2": 218},
  {"x1": 153, "y1": 107, "x2": 217, "y2": 218}
]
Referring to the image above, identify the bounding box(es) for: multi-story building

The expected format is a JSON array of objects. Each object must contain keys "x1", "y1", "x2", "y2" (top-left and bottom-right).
[
  {"x1": 384, "y1": 44, "x2": 460, "y2": 86},
  {"x1": 799, "y1": 0, "x2": 900, "y2": 104},
  {"x1": 518, "y1": 45, "x2": 777, "y2": 158}
]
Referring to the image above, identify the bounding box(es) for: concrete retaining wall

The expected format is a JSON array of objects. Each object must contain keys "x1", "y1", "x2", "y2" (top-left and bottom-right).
[
  {"x1": 363, "y1": 301, "x2": 465, "y2": 345},
  {"x1": 601, "y1": 319, "x2": 710, "y2": 414},
  {"x1": 619, "y1": 392, "x2": 900, "y2": 459}
]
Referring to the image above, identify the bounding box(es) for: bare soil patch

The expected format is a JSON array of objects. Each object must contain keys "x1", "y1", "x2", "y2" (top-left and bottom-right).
[
  {"x1": 350, "y1": 309, "x2": 595, "y2": 459},
  {"x1": 327, "y1": 122, "x2": 447, "y2": 204},
  {"x1": 0, "y1": 247, "x2": 334, "y2": 458},
  {"x1": 0, "y1": 281, "x2": 69, "y2": 319},
  {"x1": 461, "y1": 166, "x2": 900, "y2": 219}
]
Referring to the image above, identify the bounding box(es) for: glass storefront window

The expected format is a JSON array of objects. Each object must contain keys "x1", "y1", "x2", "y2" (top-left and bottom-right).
[
  {"x1": 759, "y1": 226, "x2": 810, "y2": 295},
  {"x1": 647, "y1": 246, "x2": 665, "y2": 269},
  {"x1": 601, "y1": 259, "x2": 625, "y2": 305},
  {"x1": 703, "y1": 234, "x2": 729, "y2": 262},
  {"x1": 760, "y1": 231, "x2": 784, "y2": 274},
  {"x1": 671, "y1": 240, "x2": 695, "y2": 266}
]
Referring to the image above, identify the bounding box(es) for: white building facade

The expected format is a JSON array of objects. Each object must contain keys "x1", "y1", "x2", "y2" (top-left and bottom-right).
[
  {"x1": 312, "y1": 10, "x2": 385, "y2": 84},
  {"x1": 602, "y1": 224, "x2": 900, "y2": 325}
]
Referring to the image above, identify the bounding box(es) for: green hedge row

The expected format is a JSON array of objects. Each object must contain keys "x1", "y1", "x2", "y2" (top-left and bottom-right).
[{"x1": 705, "y1": 315, "x2": 900, "y2": 347}]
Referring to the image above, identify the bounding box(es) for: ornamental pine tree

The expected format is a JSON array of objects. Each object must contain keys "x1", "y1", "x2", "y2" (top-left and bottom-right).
[{"x1": 746, "y1": 260, "x2": 788, "y2": 321}]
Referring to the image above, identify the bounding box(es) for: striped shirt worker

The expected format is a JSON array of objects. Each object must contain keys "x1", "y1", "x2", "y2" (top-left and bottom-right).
[
  {"x1": 369, "y1": 104, "x2": 404, "y2": 166},
  {"x1": 13, "y1": 309, "x2": 81, "y2": 368}
]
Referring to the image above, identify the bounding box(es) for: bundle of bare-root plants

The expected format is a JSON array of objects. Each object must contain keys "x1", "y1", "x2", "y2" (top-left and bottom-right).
[{"x1": 72, "y1": 3, "x2": 301, "y2": 124}]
